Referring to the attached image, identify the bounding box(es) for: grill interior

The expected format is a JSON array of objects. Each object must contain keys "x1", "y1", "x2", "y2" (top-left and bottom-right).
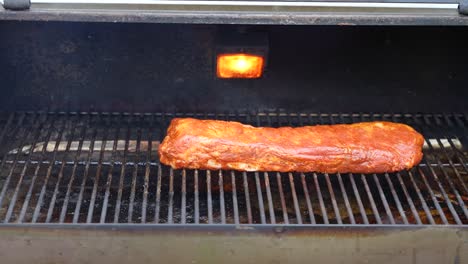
[{"x1": 0, "y1": 111, "x2": 466, "y2": 225}]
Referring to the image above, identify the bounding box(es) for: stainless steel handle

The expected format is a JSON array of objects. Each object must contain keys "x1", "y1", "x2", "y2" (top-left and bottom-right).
[{"x1": 20, "y1": 0, "x2": 459, "y2": 14}]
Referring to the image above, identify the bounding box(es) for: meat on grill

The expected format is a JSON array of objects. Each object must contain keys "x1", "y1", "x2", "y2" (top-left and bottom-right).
[{"x1": 158, "y1": 118, "x2": 424, "y2": 173}]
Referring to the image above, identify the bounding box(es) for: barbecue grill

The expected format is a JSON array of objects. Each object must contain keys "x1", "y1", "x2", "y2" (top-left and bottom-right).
[{"x1": 0, "y1": 2, "x2": 467, "y2": 263}]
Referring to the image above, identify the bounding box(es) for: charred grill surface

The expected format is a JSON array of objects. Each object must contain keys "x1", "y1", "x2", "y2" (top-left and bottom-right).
[{"x1": 0, "y1": 111, "x2": 466, "y2": 225}]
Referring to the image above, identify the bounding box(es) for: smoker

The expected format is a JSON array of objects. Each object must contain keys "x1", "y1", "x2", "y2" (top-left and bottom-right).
[{"x1": 0, "y1": 0, "x2": 467, "y2": 263}]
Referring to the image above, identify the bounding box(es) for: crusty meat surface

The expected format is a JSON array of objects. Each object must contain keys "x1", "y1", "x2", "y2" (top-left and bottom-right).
[{"x1": 158, "y1": 118, "x2": 424, "y2": 173}]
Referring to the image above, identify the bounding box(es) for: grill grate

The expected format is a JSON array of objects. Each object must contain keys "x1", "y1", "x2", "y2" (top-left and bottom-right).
[{"x1": 0, "y1": 112, "x2": 466, "y2": 225}]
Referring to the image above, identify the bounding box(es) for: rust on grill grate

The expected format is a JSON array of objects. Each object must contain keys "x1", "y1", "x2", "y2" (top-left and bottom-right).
[{"x1": 0, "y1": 112, "x2": 466, "y2": 225}]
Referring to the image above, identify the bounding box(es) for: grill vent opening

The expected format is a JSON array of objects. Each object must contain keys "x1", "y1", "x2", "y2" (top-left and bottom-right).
[{"x1": 0, "y1": 112, "x2": 466, "y2": 225}]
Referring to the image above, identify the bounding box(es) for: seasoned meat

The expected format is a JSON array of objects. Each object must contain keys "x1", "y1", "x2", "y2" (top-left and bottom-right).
[{"x1": 158, "y1": 118, "x2": 424, "y2": 173}]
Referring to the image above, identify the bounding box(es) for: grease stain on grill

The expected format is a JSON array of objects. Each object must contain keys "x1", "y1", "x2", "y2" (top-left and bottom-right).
[{"x1": 0, "y1": 111, "x2": 466, "y2": 225}]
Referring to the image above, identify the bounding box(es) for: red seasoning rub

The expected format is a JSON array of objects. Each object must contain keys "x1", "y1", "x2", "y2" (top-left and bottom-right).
[{"x1": 158, "y1": 118, "x2": 424, "y2": 174}]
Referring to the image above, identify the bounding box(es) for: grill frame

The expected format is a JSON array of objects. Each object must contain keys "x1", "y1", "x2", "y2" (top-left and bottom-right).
[
  {"x1": 0, "y1": 111, "x2": 466, "y2": 226},
  {"x1": 0, "y1": 111, "x2": 466, "y2": 263}
]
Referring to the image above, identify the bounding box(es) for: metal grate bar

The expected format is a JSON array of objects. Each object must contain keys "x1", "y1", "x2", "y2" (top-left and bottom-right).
[
  {"x1": 0, "y1": 113, "x2": 32, "y2": 218},
  {"x1": 264, "y1": 172, "x2": 276, "y2": 224},
  {"x1": 313, "y1": 172, "x2": 329, "y2": 224},
  {"x1": 87, "y1": 115, "x2": 110, "y2": 223},
  {"x1": 423, "y1": 133, "x2": 468, "y2": 220},
  {"x1": 114, "y1": 115, "x2": 131, "y2": 223},
  {"x1": 43, "y1": 114, "x2": 79, "y2": 223},
  {"x1": 242, "y1": 171, "x2": 253, "y2": 224},
  {"x1": 4, "y1": 113, "x2": 50, "y2": 223},
  {"x1": 128, "y1": 117, "x2": 142, "y2": 223},
  {"x1": 72, "y1": 114, "x2": 99, "y2": 224},
  {"x1": 167, "y1": 168, "x2": 175, "y2": 224},
  {"x1": 206, "y1": 170, "x2": 213, "y2": 224},
  {"x1": 255, "y1": 172, "x2": 266, "y2": 224},
  {"x1": 276, "y1": 172, "x2": 289, "y2": 224},
  {"x1": 58, "y1": 114, "x2": 89, "y2": 223},
  {"x1": 219, "y1": 170, "x2": 226, "y2": 224},
  {"x1": 0, "y1": 112, "x2": 466, "y2": 226},
  {"x1": 300, "y1": 173, "x2": 315, "y2": 224},
  {"x1": 18, "y1": 113, "x2": 66, "y2": 223},
  {"x1": 448, "y1": 114, "x2": 468, "y2": 179},
  {"x1": 417, "y1": 167, "x2": 449, "y2": 224},
  {"x1": 193, "y1": 169, "x2": 199, "y2": 224},
  {"x1": 416, "y1": 116, "x2": 464, "y2": 224},
  {"x1": 384, "y1": 173, "x2": 409, "y2": 224},
  {"x1": 100, "y1": 115, "x2": 121, "y2": 223},
  {"x1": 324, "y1": 173, "x2": 342, "y2": 224},
  {"x1": 154, "y1": 164, "x2": 163, "y2": 223},
  {"x1": 433, "y1": 115, "x2": 468, "y2": 195},
  {"x1": 336, "y1": 113, "x2": 369, "y2": 224},
  {"x1": 288, "y1": 172, "x2": 303, "y2": 224},
  {"x1": 141, "y1": 115, "x2": 154, "y2": 224},
  {"x1": 231, "y1": 171, "x2": 240, "y2": 225}
]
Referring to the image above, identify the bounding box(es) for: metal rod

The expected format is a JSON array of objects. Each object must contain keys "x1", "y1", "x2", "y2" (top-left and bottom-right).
[
  {"x1": 206, "y1": 170, "x2": 213, "y2": 224},
  {"x1": 113, "y1": 115, "x2": 132, "y2": 223},
  {"x1": 296, "y1": 114, "x2": 316, "y2": 224},
  {"x1": 329, "y1": 115, "x2": 355, "y2": 224},
  {"x1": 355, "y1": 114, "x2": 383, "y2": 225},
  {"x1": 276, "y1": 172, "x2": 289, "y2": 224},
  {"x1": 0, "y1": 113, "x2": 30, "y2": 216},
  {"x1": 128, "y1": 117, "x2": 142, "y2": 223},
  {"x1": 72, "y1": 114, "x2": 99, "y2": 224},
  {"x1": 263, "y1": 116, "x2": 276, "y2": 224},
  {"x1": 384, "y1": 173, "x2": 409, "y2": 225},
  {"x1": 448, "y1": 114, "x2": 468, "y2": 179},
  {"x1": 313, "y1": 173, "x2": 329, "y2": 224},
  {"x1": 368, "y1": 114, "x2": 397, "y2": 225},
  {"x1": 193, "y1": 169, "x2": 199, "y2": 224},
  {"x1": 219, "y1": 170, "x2": 226, "y2": 224},
  {"x1": 389, "y1": 114, "x2": 429, "y2": 225},
  {"x1": 18, "y1": 113, "x2": 64, "y2": 223},
  {"x1": 416, "y1": 115, "x2": 462, "y2": 224},
  {"x1": 421, "y1": 122, "x2": 468, "y2": 220},
  {"x1": 361, "y1": 174, "x2": 382, "y2": 224},
  {"x1": 100, "y1": 115, "x2": 122, "y2": 223},
  {"x1": 348, "y1": 173, "x2": 369, "y2": 224},
  {"x1": 373, "y1": 174, "x2": 395, "y2": 224},
  {"x1": 87, "y1": 114, "x2": 111, "y2": 223},
  {"x1": 4, "y1": 113, "x2": 49, "y2": 223},
  {"x1": 337, "y1": 173, "x2": 355, "y2": 224},
  {"x1": 300, "y1": 173, "x2": 316, "y2": 224},
  {"x1": 416, "y1": 167, "x2": 449, "y2": 224},
  {"x1": 141, "y1": 114, "x2": 154, "y2": 224},
  {"x1": 435, "y1": 115, "x2": 468, "y2": 195},
  {"x1": 59, "y1": 114, "x2": 90, "y2": 224},
  {"x1": 30, "y1": 0, "x2": 460, "y2": 14},
  {"x1": 395, "y1": 172, "x2": 421, "y2": 225},
  {"x1": 405, "y1": 169, "x2": 436, "y2": 224},
  {"x1": 242, "y1": 171, "x2": 253, "y2": 224},
  {"x1": 332, "y1": 115, "x2": 358, "y2": 224},
  {"x1": 324, "y1": 173, "x2": 342, "y2": 224},
  {"x1": 264, "y1": 172, "x2": 276, "y2": 224},
  {"x1": 254, "y1": 172, "x2": 266, "y2": 224},
  {"x1": 0, "y1": 113, "x2": 17, "y2": 180},
  {"x1": 167, "y1": 167, "x2": 174, "y2": 224},
  {"x1": 154, "y1": 164, "x2": 162, "y2": 223},
  {"x1": 231, "y1": 171, "x2": 239, "y2": 225},
  {"x1": 288, "y1": 172, "x2": 303, "y2": 224},
  {"x1": 180, "y1": 169, "x2": 186, "y2": 224},
  {"x1": 42, "y1": 114, "x2": 79, "y2": 223}
]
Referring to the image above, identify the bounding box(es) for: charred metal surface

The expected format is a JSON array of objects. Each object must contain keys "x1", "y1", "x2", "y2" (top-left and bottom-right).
[
  {"x1": 0, "y1": 225, "x2": 466, "y2": 263},
  {"x1": 1, "y1": 22, "x2": 468, "y2": 113}
]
